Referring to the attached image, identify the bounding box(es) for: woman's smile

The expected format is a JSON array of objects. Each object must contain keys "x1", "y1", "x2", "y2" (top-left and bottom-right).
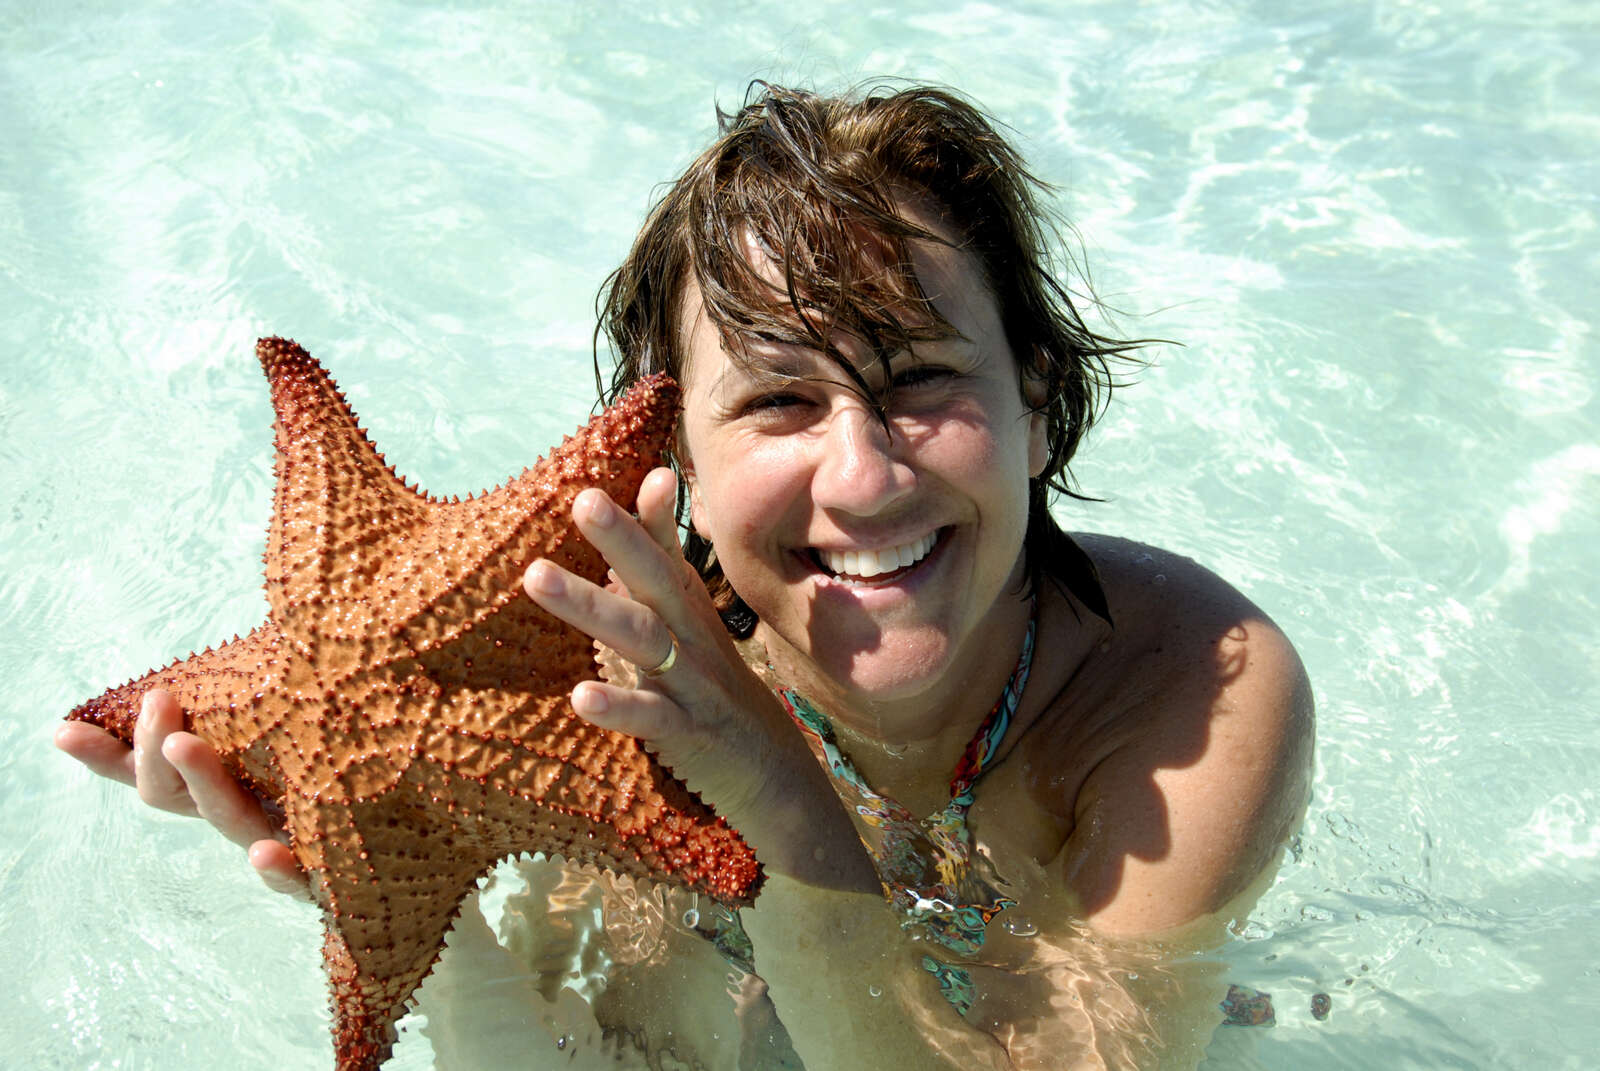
[{"x1": 807, "y1": 528, "x2": 944, "y2": 585}]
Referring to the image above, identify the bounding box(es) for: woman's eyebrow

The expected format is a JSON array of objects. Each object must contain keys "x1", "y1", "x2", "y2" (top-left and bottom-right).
[
  {"x1": 730, "y1": 343, "x2": 819, "y2": 381},
  {"x1": 704, "y1": 347, "x2": 816, "y2": 397},
  {"x1": 722, "y1": 326, "x2": 980, "y2": 399},
  {"x1": 896, "y1": 334, "x2": 980, "y2": 371}
]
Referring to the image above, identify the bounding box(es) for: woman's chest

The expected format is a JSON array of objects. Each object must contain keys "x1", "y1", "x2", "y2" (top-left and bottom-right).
[{"x1": 961, "y1": 666, "x2": 1158, "y2": 890}]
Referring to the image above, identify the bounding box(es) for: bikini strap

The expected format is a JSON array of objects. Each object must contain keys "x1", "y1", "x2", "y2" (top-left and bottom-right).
[{"x1": 946, "y1": 597, "x2": 1035, "y2": 805}]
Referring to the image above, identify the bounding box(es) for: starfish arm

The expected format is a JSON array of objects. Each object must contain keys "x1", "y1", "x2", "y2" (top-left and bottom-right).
[
  {"x1": 256, "y1": 337, "x2": 432, "y2": 663},
  {"x1": 297, "y1": 796, "x2": 490, "y2": 1071},
  {"x1": 409, "y1": 694, "x2": 762, "y2": 905},
  {"x1": 66, "y1": 624, "x2": 291, "y2": 800},
  {"x1": 256, "y1": 336, "x2": 680, "y2": 683},
  {"x1": 372, "y1": 373, "x2": 681, "y2": 662}
]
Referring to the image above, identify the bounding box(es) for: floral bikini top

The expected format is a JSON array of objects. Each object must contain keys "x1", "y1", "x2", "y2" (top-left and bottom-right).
[{"x1": 772, "y1": 605, "x2": 1036, "y2": 1015}]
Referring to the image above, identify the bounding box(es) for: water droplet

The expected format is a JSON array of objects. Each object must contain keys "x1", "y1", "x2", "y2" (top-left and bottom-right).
[
  {"x1": 1153, "y1": 573, "x2": 1167, "y2": 584},
  {"x1": 555, "y1": 1034, "x2": 570, "y2": 1050},
  {"x1": 868, "y1": 984, "x2": 883, "y2": 998},
  {"x1": 1001, "y1": 914, "x2": 1038, "y2": 937},
  {"x1": 682, "y1": 908, "x2": 700, "y2": 928}
]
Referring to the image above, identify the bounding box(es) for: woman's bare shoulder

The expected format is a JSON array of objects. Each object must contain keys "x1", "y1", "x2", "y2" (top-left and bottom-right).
[
  {"x1": 1075, "y1": 533, "x2": 1258, "y2": 620},
  {"x1": 1069, "y1": 533, "x2": 1303, "y2": 675},
  {"x1": 1040, "y1": 533, "x2": 1315, "y2": 936}
]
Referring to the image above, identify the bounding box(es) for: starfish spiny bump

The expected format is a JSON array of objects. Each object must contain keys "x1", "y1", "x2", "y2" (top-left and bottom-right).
[{"x1": 66, "y1": 337, "x2": 761, "y2": 1070}]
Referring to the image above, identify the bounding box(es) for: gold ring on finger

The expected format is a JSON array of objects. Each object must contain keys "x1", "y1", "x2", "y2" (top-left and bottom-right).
[{"x1": 639, "y1": 634, "x2": 678, "y2": 678}]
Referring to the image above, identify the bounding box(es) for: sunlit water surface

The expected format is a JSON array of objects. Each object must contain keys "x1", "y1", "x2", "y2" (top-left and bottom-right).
[{"x1": 2, "y1": 1, "x2": 1596, "y2": 1068}]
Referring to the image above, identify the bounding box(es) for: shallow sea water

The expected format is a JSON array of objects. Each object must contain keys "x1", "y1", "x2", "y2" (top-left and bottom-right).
[{"x1": 2, "y1": 1, "x2": 1596, "y2": 1068}]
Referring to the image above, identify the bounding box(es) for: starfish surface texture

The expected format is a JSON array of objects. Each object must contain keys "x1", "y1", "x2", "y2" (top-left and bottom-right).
[{"x1": 67, "y1": 338, "x2": 760, "y2": 1070}]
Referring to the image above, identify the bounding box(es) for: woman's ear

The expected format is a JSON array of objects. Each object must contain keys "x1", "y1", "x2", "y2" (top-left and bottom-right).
[
  {"x1": 1023, "y1": 359, "x2": 1050, "y2": 479},
  {"x1": 1027, "y1": 408, "x2": 1049, "y2": 479}
]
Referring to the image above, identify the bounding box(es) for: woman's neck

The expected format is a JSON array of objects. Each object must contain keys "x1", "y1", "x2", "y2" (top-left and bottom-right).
[{"x1": 755, "y1": 590, "x2": 1038, "y2": 808}]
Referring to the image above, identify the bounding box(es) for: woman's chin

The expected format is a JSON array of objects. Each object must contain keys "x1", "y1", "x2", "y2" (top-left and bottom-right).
[{"x1": 815, "y1": 633, "x2": 957, "y2": 707}]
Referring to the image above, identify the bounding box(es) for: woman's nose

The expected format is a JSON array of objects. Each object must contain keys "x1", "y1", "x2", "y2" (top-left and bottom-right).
[{"x1": 810, "y1": 407, "x2": 915, "y2": 517}]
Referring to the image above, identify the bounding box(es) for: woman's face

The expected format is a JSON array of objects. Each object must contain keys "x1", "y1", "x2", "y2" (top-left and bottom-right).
[{"x1": 676, "y1": 213, "x2": 1047, "y2": 707}]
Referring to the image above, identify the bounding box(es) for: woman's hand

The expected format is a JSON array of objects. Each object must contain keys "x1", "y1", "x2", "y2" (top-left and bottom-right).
[
  {"x1": 523, "y1": 467, "x2": 876, "y2": 893},
  {"x1": 54, "y1": 689, "x2": 309, "y2": 899}
]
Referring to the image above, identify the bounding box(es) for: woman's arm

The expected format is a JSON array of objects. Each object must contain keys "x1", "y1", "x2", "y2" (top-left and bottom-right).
[
  {"x1": 737, "y1": 875, "x2": 1014, "y2": 1069},
  {"x1": 523, "y1": 467, "x2": 1015, "y2": 1068}
]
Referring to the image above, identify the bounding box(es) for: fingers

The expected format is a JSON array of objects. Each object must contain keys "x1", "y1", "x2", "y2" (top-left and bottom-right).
[
  {"x1": 597, "y1": 468, "x2": 679, "y2": 601},
  {"x1": 54, "y1": 720, "x2": 137, "y2": 786},
  {"x1": 571, "y1": 481, "x2": 706, "y2": 630},
  {"x1": 526, "y1": 557, "x2": 674, "y2": 677},
  {"x1": 129, "y1": 694, "x2": 272, "y2": 853},
  {"x1": 635, "y1": 467, "x2": 683, "y2": 555},
  {"x1": 128, "y1": 689, "x2": 285, "y2": 852},
  {"x1": 133, "y1": 690, "x2": 200, "y2": 816},
  {"x1": 161, "y1": 731, "x2": 282, "y2": 851},
  {"x1": 570, "y1": 680, "x2": 695, "y2": 743},
  {"x1": 161, "y1": 724, "x2": 309, "y2": 898},
  {"x1": 524, "y1": 468, "x2": 735, "y2": 737},
  {"x1": 59, "y1": 688, "x2": 314, "y2": 900},
  {"x1": 249, "y1": 840, "x2": 313, "y2": 901}
]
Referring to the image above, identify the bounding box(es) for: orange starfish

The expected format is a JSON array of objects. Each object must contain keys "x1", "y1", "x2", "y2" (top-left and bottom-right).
[{"x1": 65, "y1": 338, "x2": 760, "y2": 1071}]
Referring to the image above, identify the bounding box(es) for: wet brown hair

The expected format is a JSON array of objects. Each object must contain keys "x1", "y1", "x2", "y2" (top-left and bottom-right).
[{"x1": 595, "y1": 81, "x2": 1147, "y2": 633}]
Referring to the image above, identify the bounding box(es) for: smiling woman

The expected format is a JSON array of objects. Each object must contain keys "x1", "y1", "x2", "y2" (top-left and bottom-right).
[
  {"x1": 518, "y1": 82, "x2": 1316, "y2": 1067},
  {"x1": 57, "y1": 82, "x2": 1313, "y2": 1069}
]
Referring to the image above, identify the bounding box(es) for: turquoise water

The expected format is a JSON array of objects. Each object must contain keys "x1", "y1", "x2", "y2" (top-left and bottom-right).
[{"x1": 3, "y1": 1, "x2": 1596, "y2": 1068}]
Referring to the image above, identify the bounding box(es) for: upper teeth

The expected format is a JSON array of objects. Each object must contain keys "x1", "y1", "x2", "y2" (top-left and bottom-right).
[{"x1": 818, "y1": 532, "x2": 938, "y2": 579}]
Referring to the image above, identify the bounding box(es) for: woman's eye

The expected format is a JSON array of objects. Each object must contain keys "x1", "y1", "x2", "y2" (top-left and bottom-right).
[
  {"x1": 743, "y1": 391, "x2": 807, "y2": 414},
  {"x1": 893, "y1": 365, "x2": 955, "y2": 390}
]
